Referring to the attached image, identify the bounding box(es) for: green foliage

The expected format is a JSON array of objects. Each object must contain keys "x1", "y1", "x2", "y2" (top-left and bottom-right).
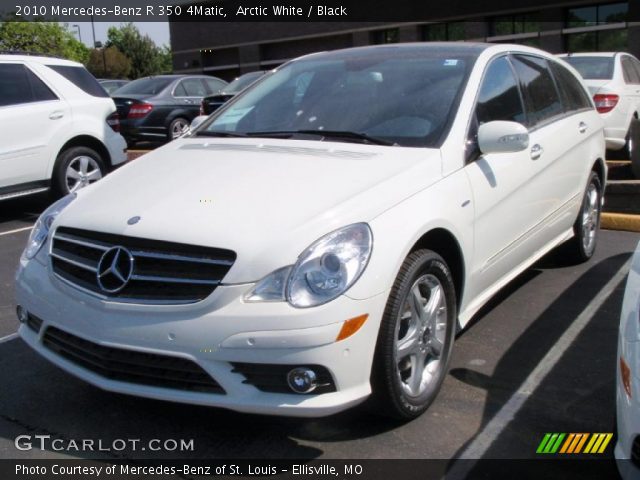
[
  {"x1": 106, "y1": 23, "x2": 172, "y2": 78},
  {"x1": 86, "y1": 46, "x2": 132, "y2": 79},
  {"x1": 0, "y1": 21, "x2": 89, "y2": 63}
]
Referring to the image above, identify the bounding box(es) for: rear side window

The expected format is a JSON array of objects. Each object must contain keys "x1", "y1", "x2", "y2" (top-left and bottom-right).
[
  {"x1": 621, "y1": 56, "x2": 640, "y2": 84},
  {"x1": 47, "y1": 65, "x2": 109, "y2": 97},
  {"x1": 204, "y1": 78, "x2": 226, "y2": 94},
  {"x1": 511, "y1": 55, "x2": 564, "y2": 127},
  {"x1": 0, "y1": 63, "x2": 58, "y2": 106},
  {"x1": 178, "y1": 78, "x2": 207, "y2": 97},
  {"x1": 549, "y1": 61, "x2": 592, "y2": 112},
  {"x1": 476, "y1": 56, "x2": 525, "y2": 124}
]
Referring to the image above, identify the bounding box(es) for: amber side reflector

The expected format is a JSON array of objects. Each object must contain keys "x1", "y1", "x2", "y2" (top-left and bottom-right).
[
  {"x1": 336, "y1": 314, "x2": 369, "y2": 342},
  {"x1": 621, "y1": 356, "x2": 632, "y2": 398}
]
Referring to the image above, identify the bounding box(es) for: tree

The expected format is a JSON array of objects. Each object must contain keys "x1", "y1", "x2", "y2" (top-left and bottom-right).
[
  {"x1": 0, "y1": 21, "x2": 89, "y2": 63},
  {"x1": 106, "y1": 23, "x2": 172, "y2": 78},
  {"x1": 86, "y1": 46, "x2": 131, "y2": 79}
]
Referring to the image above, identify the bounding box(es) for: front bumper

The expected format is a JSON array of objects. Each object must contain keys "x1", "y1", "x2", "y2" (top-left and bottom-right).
[{"x1": 15, "y1": 254, "x2": 387, "y2": 417}]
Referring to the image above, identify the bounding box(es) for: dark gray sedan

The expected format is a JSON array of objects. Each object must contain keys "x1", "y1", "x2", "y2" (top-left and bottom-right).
[{"x1": 112, "y1": 74, "x2": 227, "y2": 146}]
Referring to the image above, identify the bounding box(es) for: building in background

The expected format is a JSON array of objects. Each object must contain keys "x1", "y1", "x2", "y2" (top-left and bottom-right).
[{"x1": 170, "y1": 1, "x2": 639, "y2": 80}]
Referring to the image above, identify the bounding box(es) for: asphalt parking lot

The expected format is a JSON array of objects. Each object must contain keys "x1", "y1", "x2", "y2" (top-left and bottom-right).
[{"x1": 0, "y1": 192, "x2": 638, "y2": 476}]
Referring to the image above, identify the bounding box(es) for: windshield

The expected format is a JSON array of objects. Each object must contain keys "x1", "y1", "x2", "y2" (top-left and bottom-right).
[
  {"x1": 563, "y1": 56, "x2": 614, "y2": 80},
  {"x1": 224, "y1": 72, "x2": 264, "y2": 94},
  {"x1": 114, "y1": 77, "x2": 173, "y2": 95},
  {"x1": 198, "y1": 47, "x2": 477, "y2": 147}
]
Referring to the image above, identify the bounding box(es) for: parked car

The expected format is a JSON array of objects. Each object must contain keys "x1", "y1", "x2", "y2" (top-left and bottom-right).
[
  {"x1": 0, "y1": 53, "x2": 127, "y2": 200},
  {"x1": 98, "y1": 79, "x2": 129, "y2": 95},
  {"x1": 616, "y1": 240, "x2": 640, "y2": 480},
  {"x1": 16, "y1": 43, "x2": 606, "y2": 419},
  {"x1": 112, "y1": 74, "x2": 227, "y2": 146},
  {"x1": 200, "y1": 71, "x2": 266, "y2": 115},
  {"x1": 559, "y1": 52, "x2": 640, "y2": 161}
]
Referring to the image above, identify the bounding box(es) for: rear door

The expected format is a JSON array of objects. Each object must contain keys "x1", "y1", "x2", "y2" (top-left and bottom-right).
[
  {"x1": 0, "y1": 62, "x2": 69, "y2": 190},
  {"x1": 173, "y1": 78, "x2": 208, "y2": 118}
]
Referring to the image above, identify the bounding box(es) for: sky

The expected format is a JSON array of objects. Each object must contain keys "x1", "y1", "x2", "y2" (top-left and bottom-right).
[{"x1": 68, "y1": 22, "x2": 170, "y2": 48}]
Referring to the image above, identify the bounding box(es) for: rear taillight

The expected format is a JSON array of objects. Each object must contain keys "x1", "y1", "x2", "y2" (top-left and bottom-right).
[
  {"x1": 106, "y1": 112, "x2": 120, "y2": 132},
  {"x1": 593, "y1": 94, "x2": 619, "y2": 114},
  {"x1": 128, "y1": 103, "x2": 153, "y2": 119}
]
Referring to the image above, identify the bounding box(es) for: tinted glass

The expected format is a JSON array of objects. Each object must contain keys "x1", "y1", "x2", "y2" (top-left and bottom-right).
[
  {"x1": 563, "y1": 56, "x2": 614, "y2": 79},
  {"x1": 201, "y1": 46, "x2": 479, "y2": 147},
  {"x1": 204, "y1": 78, "x2": 227, "y2": 94},
  {"x1": 224, "y1": 73, "x2": 263, "y2": 94},
  {"x1": 0, "y1": 63, "x2": 32, "y2": 106},
  {"x1": 621, "y1": 57, "x2": 640, "y2": 84},
  {"x1": 180, "y1": 78, "x2": 207, "y2": 97},
  {"x1": 512, "y1": 55, "x2": 563, "y2": 127},
  {"x1": 476, "y1": 56, "x2": 525, "y2": 124},
  {"x1": 26, "y1": 68, "x2": 58, "y2": 101},
  {"x1": 47, "y1": 65, "x2": 108, "y2": 97},
  {"x1": 550, "y1": 61, "x2": 592, "y2": 112},
  {"x1": 115, "y1": 77, "x2": 173, "y2": 95}
]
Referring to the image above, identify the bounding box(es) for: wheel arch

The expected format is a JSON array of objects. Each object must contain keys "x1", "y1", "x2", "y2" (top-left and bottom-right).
[
  {"x1": 591, "y1": 157, "x2": 606, "y2": 185},
  {"x1": 409, "y1": 228, "x2": 465, "y2": 310},
  {"x1": 56, "y1": 135, "x2": 112, "y2": 169}
]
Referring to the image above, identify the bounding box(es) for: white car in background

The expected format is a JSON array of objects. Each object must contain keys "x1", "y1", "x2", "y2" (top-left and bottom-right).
[
  {"x1": 560, "y1": 52, "x2": 640, "y2": 161},
  {"x1": 16, "y1": 44, "x2": 606, "y2": 419},
  {"x1": 0, "y1": 53, "x2": 127, "y2": 201},
  {"x1": 617, "y1": 241, "x2": 640, "y2": 479}
]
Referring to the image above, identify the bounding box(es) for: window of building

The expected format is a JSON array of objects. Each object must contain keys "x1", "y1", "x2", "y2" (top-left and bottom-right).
[
  {"x1": 422, "y1": 22, "x2": 465, "y2": 42},
  {"x1": 371, "y1": 28, "x2": 399, "y2": 44},
  {"x1": 566, "y1": 28, "x2": 627, "y2": 52},
  {"x1": 490, "y1": 14, "x2": 539, "y2": 36},
  {"x1": 566, "y1": 2, "x2": 628, "y2": 27}
]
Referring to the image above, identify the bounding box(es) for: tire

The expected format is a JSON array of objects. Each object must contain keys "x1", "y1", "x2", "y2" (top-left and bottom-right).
[
  {"x1": 168, "y1": 117, "x2": 189, "y2": 141},
  {"x1": 52, "y1": 146, "x2": 106, "y2": 197},
  {"x1": 566, "y1": 171, "x2": 602, "y2": 263},
  {"x1": 370, "y1": 249, "x2": 457, "y2": 420}
]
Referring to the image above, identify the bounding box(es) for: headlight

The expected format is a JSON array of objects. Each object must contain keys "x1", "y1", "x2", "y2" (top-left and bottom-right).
[
  {"x1": 245, "y1": 223, "x2": 373, "y2": 308},
  {"x1": 22, "y1": 194, "x2": 76, "y2": 260}
]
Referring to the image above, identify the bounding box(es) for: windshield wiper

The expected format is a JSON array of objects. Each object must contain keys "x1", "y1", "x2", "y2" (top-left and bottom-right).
[
  {"x1": 194, "y1": 131, "x2": 248, "y2": 138},
  {"x1": 247, "y1": 130, "x2": 395, "y2": 146}
]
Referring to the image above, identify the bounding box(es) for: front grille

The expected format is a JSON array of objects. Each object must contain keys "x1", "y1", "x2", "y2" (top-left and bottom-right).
[
  {"x1": 632, "y1": 436, "x2": 640, "y2": 467},
  {"x1": 43, "y1": 327, "x2": 225, "y2": 394},
  {"x1": 231, "y1": 363, "x2": 336, "y2": 394},
  {"x1": 51, "y1": 226, "x2": 236, "y2": 304}
]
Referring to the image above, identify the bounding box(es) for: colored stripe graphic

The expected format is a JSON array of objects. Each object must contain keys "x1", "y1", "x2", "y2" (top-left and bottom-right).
[{"x1": 537, "y1": 433, "x2": 612, "y2": 454}]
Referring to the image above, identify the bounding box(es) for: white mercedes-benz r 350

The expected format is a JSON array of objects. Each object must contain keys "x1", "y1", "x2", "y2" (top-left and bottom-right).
[{"x1": 16, "y1": 43, "x2": 606, "y2": 419}]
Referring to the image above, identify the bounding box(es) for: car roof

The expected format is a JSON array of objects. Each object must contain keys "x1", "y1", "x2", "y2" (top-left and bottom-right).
[
  {"x1": 0, "y1": 53, "x2": 82, "y2": 67},
  {"x1": 557, "y1": 52, "x2": 621, "y2": 58}
]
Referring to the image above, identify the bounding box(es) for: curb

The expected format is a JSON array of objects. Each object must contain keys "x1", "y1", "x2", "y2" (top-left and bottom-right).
[{"x1": 601, "y1": 213, "x2": 640, "y2": 233}]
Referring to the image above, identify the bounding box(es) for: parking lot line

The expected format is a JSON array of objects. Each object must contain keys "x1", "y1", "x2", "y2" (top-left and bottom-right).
[
  {"x1": 450, "y1": 258, "x2": 631, "y2": 466},
  {"x1": 0, "y1": 226, "x2": 33, "y2": 237},
  {"x1": 0, "y1": 332, "x2": 18, "y2": 343}
]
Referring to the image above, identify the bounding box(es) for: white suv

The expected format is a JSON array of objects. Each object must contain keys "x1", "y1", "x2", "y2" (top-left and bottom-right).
[
  {"x1": 0, "y1": 53, "x2": 127, "y2": 200},
  {"x1": 16, "y1": 44, "x2": 605, "y2": 419},
  {"x1": 560, "y1": 52, "x2": 640, "y2": 161}
]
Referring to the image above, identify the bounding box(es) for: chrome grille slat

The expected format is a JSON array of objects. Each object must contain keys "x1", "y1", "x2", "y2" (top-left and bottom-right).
[{"x1": 50, "y1": 227, "x2": 236, "y2": 304}]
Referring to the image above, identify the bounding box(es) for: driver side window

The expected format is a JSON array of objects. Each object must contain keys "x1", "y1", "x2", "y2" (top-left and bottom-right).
[{"x1": 466, "y1": 56, "x2": 526, "y2": 162}]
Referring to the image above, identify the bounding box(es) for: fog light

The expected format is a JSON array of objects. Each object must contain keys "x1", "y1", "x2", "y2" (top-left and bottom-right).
[
  {"x1": 287, "y1": 368, "x2": 318, "y2": 394},
  {"x1": 16, "y1": 306, "x2": 28, "y2": 323}
]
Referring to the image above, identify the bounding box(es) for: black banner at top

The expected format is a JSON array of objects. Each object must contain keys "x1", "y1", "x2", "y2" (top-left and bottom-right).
[{"x1": 0, "y1": 0, "x2": 639, "y2": 22}]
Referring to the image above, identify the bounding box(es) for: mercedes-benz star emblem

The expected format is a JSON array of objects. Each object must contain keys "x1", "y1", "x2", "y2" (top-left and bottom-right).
[{"x1": 96, "y1": 246, "x2": 135, "y2": 293}]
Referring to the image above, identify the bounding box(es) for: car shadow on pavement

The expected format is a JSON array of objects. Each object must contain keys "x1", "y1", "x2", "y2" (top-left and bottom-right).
[
  {"x1": 0, "y1": 194, "x2": 49, "y2": 227},
  {"x1": 446, "y1": 252, "x2": 632, "y2": 478}
]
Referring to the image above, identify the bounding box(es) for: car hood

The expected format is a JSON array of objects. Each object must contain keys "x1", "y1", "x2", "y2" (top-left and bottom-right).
[{"x1": 55, "y1": 138, "x2": 443, "y2": 283}]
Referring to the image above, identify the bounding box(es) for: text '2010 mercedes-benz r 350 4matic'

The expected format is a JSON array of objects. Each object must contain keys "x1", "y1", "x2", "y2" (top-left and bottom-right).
[{"x1": 16, "y1": 43, "x2": 606, "y2": 419}]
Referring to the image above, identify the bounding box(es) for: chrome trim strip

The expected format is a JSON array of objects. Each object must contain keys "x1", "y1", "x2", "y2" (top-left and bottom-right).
[
  {"x1": 0, "y1": 187, "x2": 48, "y2": 201},
  {"x1": 50, "y1": 251, "x2": 98, "y2": 273},
  {"x1": 54, "y1": 233, "x2": 110, "y2": 251},
  {"x1": 130, "y1": 249, "x2": 233, "y2": 266},
  {"x1": 131, "y1": 274, "x2": 220, "y2": 285}
]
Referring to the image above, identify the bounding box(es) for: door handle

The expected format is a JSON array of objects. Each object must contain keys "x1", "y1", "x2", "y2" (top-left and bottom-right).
[
  {"x1": 578, "y1": 122, "x2": 588, "y2": 134},
  {"x1": 530, "y1": 144, "x2": 544, "y2": 160},
  {"x1": 49, "y1": 111, "x2": 64, "y2": 120}
]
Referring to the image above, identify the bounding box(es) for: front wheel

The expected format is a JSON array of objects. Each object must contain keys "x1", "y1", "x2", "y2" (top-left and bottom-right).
[
  {"x1": 168, "y1": 117, "x2": 189, "y2": 141},
  {"x1": 566, "y1": 171, "x2": 602, "y2": 263},
  {"x1": 370, "y1": 249, "x2": 457, "y2": 420}
]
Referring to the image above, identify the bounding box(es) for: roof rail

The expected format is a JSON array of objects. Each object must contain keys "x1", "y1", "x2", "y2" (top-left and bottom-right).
[{"x1": 0, "y1": 50, "x2": 63, "y2": 59}]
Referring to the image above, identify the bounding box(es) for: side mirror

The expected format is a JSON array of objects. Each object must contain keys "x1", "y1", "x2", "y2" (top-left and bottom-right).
[
  {"x1": 478, "y1": 121, "x2": 529, "y2": 155},
  {"x1": 189, "y1": 115, "x2": 208, "y2": 132}
]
